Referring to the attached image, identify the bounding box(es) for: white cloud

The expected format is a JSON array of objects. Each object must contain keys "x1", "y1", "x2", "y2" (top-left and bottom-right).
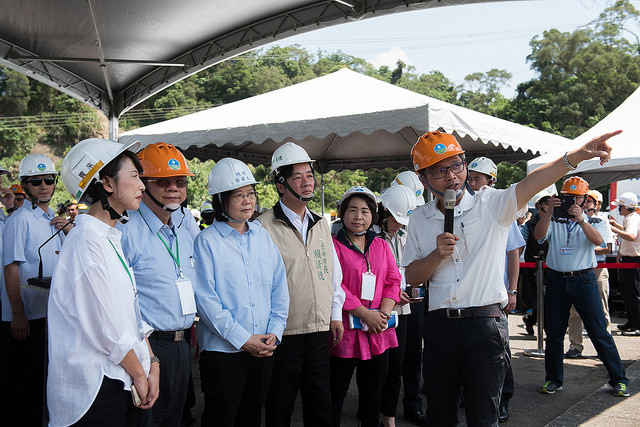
[{"x1": 370, "y1": 48, "x2": 412, "y2": 69}]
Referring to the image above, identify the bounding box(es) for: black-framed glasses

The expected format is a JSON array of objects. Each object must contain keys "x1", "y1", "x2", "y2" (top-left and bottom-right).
[
  {"x1": 426, "y1": 162, "x2": 465, "y2": 179},
  {"x1": 27, "y1": 177, "x2": 56, "y2": 186},
  {"x1": 146, "y1": 178, "x2": 188, "y2": 188},
  {"x1": 230, "y1": 190, "x2": 257, "y2": 202}
]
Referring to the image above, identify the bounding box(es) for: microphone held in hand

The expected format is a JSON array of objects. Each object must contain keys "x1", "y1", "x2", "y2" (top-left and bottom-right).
[{"x1": 444, "y1": 189, "x2": 456, "y2": 234}]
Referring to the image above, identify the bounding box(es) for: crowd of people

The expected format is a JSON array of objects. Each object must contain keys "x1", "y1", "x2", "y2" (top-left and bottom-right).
[{"x1": 0, "y1": 128, "x2": 633, "y2": 427}]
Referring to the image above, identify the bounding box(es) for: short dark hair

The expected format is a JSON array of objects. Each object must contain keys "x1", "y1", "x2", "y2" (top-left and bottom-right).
[
  {"x1": 83, "y1": 150, "x2": 142, "y2": 204},
  {"x1": 339, "y1": 194, "x2": 378, "y2": 228}
]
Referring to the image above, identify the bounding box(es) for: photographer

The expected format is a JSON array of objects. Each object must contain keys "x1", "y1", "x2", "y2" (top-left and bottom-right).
[{"x1": 533, "y1": 177, "x2": 628, "y2": 397}]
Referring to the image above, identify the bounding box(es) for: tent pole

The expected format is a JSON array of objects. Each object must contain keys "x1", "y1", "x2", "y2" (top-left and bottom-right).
[
  {"x1": 109, "y1": 114, "x2": 119, "y2": 141},
  {"x1": 321, "y1": 172, "x2": 325, "y2": 215}
]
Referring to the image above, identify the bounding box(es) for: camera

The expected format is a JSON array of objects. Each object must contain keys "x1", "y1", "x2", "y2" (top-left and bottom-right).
[
  {"x1": 553, "y1": 194, "x2": 577, "y2": 223},
  {"x1": 405, "y1": 285, "x2": 426, "y2": 301}
]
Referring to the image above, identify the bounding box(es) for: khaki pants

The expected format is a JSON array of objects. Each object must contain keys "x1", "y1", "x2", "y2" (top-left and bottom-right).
[{"x1": 568, "y1": 268, "x2": 611, "y2": 351}]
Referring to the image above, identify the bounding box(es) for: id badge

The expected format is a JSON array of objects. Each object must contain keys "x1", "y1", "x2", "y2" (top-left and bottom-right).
[
  {"x1": 176, "y1": 278, "x2": 196, "y2": 315},
  {"x1": 361, "y1": 272, "x2": 376, "y2": 301},
  {"x1": 560, "y1": 247, "x2": 573, "y2": 255}
]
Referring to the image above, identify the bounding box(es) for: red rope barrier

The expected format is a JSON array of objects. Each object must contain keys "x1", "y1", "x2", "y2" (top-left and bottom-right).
[{"x1": 519, "y1": 262, "x2": 640, "y2": 269}]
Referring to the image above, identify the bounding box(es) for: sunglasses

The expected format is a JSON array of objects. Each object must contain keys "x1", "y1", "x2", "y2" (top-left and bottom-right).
[
  {"x1": 146, "y1": 178, "x2": 188, "y2": 188},
  {"x1": 27, "y1": 177, "x2": 56, "y2": 186}
]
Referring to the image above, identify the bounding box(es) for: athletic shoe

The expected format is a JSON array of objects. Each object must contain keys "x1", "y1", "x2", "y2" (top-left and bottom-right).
[
  {"x1": 613, "y1": 382, "x2": 630, "y2": 397},
  {"x1": 540, "y1": 381, "x2": 562, "y2": 394},
  {"x1": 564, "y1": 348, "x2": 582, "y2": 358},
  {"x1": 617, "y1": 322, "x2": 634, "y2": 331},
  {"x1": 622, "y1": 329, "x2": 640, "y2": 336}
]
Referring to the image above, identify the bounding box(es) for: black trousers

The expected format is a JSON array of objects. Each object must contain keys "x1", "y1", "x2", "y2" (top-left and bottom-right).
[
  {"x1": 265, "y1": 331, "x2": 332, "y2": 427},
  {"x1": 380, "y1": 314, "x2": 408, "y2": 417},
  {"x1": 620, "y1": 256, "x2": 640, "y2": 329},
  {"x1": 423, "y1": 313, "x2": 509, "y2": 427},
  {"x1": 402, "y1": 300, "x2": 425, "y2": 415},
  {"x1": 1, "y1": 317, "x2": 46, "y2": 427},
  {"x1": 137, "y1": 337, "x2": 191, "y2": 427},
  {"x1": 73, "y1": 377, "x2": 135, "y2": 427},
  {"x1": 330, "y1": 351, "x2": 389, "y2": 427},
  {"x1": 200, "y1": 350, "x2": 273, "y2": 427}
]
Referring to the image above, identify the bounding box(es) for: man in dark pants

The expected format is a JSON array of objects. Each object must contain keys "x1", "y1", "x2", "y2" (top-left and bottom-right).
[
  {"x1": 259, "y1": 142, "x2": 345, "y2": 427},
  {"x1": 402, "y1": 299, "x2": 425, "y2": 425}
]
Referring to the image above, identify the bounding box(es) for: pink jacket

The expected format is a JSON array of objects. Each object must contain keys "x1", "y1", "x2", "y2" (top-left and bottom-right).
[{"x1": 331, "y1": 231, "x2": 401, "y2": 360}]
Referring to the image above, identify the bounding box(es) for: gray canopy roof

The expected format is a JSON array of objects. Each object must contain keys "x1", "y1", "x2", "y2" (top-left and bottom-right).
[{"x1": 0, "y1": 0, "x2": 511, "y2": 123}]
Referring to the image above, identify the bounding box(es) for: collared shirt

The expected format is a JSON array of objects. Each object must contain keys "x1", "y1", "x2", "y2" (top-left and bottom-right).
[
  {"x1": 194, "y1": 220, "x2": 289, "y2": 353},
  {"x1": 277, "y1": 200, "x2": 345, "y2": 320},
  {"x1": 403, "y1": 185, "x2": 525, "y2": 311},
  {"x1": 504, "y1": 221, "x2": 526, "y2": 288},
  {"x1": 2, "y1": 203, "x2": 61, "y2": 321},
  {"x1": 619, "y1": 212, "x2": 640, "y2": 256},
  {"x1": 117, "y1": 201, "x2": 196, "y2": 331},
  {"x1": 47, "y1": 214, "x2": 152, "y2": 427},
  {"x1": 541, "y1": 213, "x2": 606, "y2": 272}
]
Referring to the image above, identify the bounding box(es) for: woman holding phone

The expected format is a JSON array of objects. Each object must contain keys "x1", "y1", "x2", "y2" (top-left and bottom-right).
[{"x1": 48, "y1": 138, "x2": 159, "y2": 426}]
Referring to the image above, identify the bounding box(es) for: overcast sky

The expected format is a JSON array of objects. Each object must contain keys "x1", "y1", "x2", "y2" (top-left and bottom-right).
[{"x1": 265, "y1": 0, "x2": 640, "y2": 96}]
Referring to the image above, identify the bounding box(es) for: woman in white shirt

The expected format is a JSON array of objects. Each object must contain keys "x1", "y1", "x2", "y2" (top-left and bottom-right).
[{"x1": 47, "y1": 138, "x2": 159, "y2": 426}]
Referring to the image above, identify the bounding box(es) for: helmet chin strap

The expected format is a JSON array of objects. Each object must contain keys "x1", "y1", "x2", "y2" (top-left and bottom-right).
[
  {"x1": 278, "y1": 175, "x2": 313, "y2": 202},
  {"x1": 96, "y1": 180, "x2": 129, "y2": 224},
  {"x1": 145, "y1": 188, "x2": 180, "y2": 212}
]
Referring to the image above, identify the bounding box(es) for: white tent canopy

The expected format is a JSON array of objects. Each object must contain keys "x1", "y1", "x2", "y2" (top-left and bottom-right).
[
  {"x1": 527, "y1": 86, "x2": 640, "y2": 188},
  {"x1": 121, "y1": 68, "x2": 571, "y2": 172}
]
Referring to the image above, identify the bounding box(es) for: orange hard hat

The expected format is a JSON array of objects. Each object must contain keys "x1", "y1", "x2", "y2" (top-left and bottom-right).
[
  {"x1": 137, "y1": 142, "x2": 194, "y2": 178},
  {"x1": 9, "y1": 184, "x2": 25, "y2": 195},
  {"x1": 561, "y1": 177, "x2": 589, "y2": 195},
  {"x1": 411, "y1": 131, "x2": 465, "y2": 172}
]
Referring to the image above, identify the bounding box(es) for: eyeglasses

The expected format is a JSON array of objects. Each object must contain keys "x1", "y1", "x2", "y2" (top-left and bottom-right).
[
  {"x1": 146, "y1": 178, "x2": 188, "y2": 188},
  {"x1": 230, "y1": 191, "x2": 256, "y2": 202},
  {"x1": 27, "y1": 177, "x2": 56, "y2": 186},
  {"x1": 426, "y1": 162, "x2": 465, "y2": 179}
]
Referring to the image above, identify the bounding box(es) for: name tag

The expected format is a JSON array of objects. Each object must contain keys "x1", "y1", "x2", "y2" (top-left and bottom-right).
[
  {"x1": 361, "y1": 272, "x2": 377, "y2": 301},
  {"x1": 560, "y1": 247, "x2": 573, "y2": 255},
  {"x1": 176, "y1": 278, "x2": 196, "y2": 315}
]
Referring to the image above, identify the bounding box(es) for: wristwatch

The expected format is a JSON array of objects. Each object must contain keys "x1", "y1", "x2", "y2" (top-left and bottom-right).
[
  {"x1": 507, "y1": 289, "x2": 518, "y2": 296},
  {"x1": 150, "y1": 356, "x2": 160, "y2": 366}
]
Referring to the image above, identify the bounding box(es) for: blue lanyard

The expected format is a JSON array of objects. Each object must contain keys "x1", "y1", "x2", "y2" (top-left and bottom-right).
[{"x1": 565, "y1": 221, "x2": 579, "y2": 246}]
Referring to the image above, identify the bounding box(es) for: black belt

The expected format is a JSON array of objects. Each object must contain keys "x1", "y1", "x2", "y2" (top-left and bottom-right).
[
  {"x1": 150, "y1": 330, "x2": 184, "y2": 342},
  {"x1": 433, "y1": 303, "x2": 504, "y2": 319},
  {"x1": 549, "y1": 268, "x2": 592, "y2": 277}
]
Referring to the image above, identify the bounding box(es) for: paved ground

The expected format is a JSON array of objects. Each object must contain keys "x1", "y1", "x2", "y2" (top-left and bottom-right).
[{"x1": 188, "y1": 311, "x2": 640, "y2": 426}]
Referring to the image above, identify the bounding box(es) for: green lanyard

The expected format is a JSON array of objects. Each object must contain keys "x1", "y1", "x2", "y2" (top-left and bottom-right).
[
  {"x1": 139, "y1": 209, "x2": 183, "y2": 278},
  {"x1": 106, "y1": 237, "x2": 135, "y2": 292}
]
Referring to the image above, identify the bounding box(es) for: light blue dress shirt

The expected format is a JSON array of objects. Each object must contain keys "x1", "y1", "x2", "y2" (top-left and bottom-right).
[
  {"x1": 2, "y1": 204, "x2": 61, "y2": 321},
  {"x1": 541, "y1": 213, "x2": 606, "y2": 272},
  {"x1": 194, "y1": 220, "x2": 289, "y2": 353},
  {"x1": 117, "y1": 201, "x2": 196, "y2": 331}
]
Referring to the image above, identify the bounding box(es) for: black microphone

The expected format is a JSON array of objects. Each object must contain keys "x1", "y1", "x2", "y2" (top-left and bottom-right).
[
  {"x1": 444, "y1": 189, "x2": 456, "y2": 234},
  {"x1": 26, "y1": 218, "x2": 74, "y2": 289}
]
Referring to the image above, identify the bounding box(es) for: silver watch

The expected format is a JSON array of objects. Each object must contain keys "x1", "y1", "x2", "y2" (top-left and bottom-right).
[{"x1": 507, "y1": 289, "x2": 518, "y2": 296}]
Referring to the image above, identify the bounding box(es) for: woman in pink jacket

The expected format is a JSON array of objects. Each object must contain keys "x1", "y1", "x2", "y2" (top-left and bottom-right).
[{"x1": 330, "y1": 186, "x2": 401, "y2": 427}]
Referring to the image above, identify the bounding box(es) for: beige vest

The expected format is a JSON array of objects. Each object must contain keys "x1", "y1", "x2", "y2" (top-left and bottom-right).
[{"x1": 259, "y1": 205, "x2": 334, "y2": 335}]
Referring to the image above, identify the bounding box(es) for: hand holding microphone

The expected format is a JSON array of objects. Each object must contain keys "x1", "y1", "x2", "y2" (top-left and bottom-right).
[{"x1": 436, "y1": 189, "x2": 458, "y2": 259}]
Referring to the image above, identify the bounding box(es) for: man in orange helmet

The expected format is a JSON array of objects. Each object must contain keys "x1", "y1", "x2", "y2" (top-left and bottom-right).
[
  {"x1": 117, "y1": 142, "x2": 199, "y2": 426},
  {"x1": 534, "y1": 177, "x2": 628, "y2": 397},
  {"x1": 9, "y1": 184, "x2": 25, "y2": 210},
  {"x1": 403, "y1": 129, "x2": 622, "y2": 425}
]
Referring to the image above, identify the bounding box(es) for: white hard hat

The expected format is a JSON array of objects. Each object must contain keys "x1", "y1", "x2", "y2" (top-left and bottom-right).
[
  {"x1": 60, "y1": 138, "x2": 141, "y2": 201},
  {"x1": 380, "y1": 185, "x2": 417, "y2": 226},
  {"x1": 340, "y1": 186, "x2": 377, "y2": 207},
  {"x1": 391, "y1": 170, "x2": 425, "y2": 206},
  {"x1": 612, "y1": 192, "x2": 638, "y2": 209},
  {"x1": 190, "y1": 208, "x2": 201, "y2": 219},
  {"x1": 531, "y1": 190, "x2": 552, "y2": 206},
  {"x1": 0, "y1": 166, "x2": 10, "y2": 176},
  {"x1": 19, "y1": 153, "x2": 58, "y2": 180},
  {"x1": 468, "y1": 157, "x2": 497, "y2": 181},
  {"x1": 271, "y1": 142, "x2": 315, "y2": 177},
  {"x1": 201, "y1": 200, "x2": 214, "y2": 213},
  {"x1": 208, "y1": 158, "x2": 257, "y2": 195}
]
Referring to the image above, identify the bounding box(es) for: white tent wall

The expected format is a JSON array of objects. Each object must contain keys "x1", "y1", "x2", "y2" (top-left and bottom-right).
[{"x1": 527, "y1": 86, "x2": 640, "y2": 189}]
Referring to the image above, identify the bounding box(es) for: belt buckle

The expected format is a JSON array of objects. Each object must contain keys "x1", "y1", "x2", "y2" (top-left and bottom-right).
[
  {"x1": 174, "y1": 330, "x2": 184, "y2": 342},
  {"x1": 446, "y1": 308, "x2": 462, "y2": 319}
]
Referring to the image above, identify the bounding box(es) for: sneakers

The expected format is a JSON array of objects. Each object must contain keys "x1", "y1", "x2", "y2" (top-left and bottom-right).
[
  {"x1": 540, "y1": 381, "x2": 562, "y2": 394},
  {"x1": 613, "y1": 382, "x2": 630, "y2": 397},
  {"x1": 617, "y1": 322, "x2": 634, "y2": 331},
  {"x1": 564, "y1": 348, "x2": 582, "y2": 358},
  {"x1": 622, "y1": 329, "x2": 640, "y2": 336}
]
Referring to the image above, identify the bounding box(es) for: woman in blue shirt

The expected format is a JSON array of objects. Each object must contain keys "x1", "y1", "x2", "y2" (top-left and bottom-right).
[{"x1": 194, "y1": 158, "x2": 289, "y2": 427}]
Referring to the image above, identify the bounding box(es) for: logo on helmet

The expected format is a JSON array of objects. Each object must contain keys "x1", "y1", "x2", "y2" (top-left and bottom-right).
[
  {"x1": 37, "y1": 163, "x2": 46, "y2": 171},
  {"x1": 407, "y1": 209, "x2": 414, "y2": 215},
  {"x1": 168, "y1": 159, "x2": 180, "y2": 170},
  {"x1": 434, "y1": 144, "x2": 446, "y2": 154},
  {"x1": 416, "y1": 189, "x2": 422, "y2": 196},
  {"x1": 471, "y1": 162, "x2": 478, "y2": 168},
  {"x1": 570, "y1": 184, "x2": 577, "y2": 191}
]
